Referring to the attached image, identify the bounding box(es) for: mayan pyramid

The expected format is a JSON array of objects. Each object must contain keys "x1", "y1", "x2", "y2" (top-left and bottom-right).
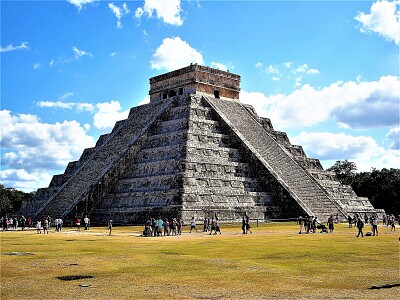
[{"x1": 20, "y1": 64, "x2": 377, "y2": 224}]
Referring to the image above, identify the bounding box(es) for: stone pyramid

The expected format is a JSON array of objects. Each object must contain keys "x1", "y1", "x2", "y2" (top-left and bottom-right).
[{"x1": 20, "y1": 64, "x2": 378, "y2": 224}]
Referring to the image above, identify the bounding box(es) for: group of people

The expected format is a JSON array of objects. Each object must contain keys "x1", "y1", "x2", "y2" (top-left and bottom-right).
[
  {"x1": 298, "y1": 215, "x2": 327, "y2": 234},
  {"x1": 142, "y1": 216, "x2": 222, "y2": 237},
  {"x1": 2, "y1": 215, "x2": 29, "y2": 231}
]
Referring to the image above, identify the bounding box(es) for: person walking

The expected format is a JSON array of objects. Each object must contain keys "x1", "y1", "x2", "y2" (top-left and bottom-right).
[
  {"x1": 242, "y1": 216, "x2": 246, "y2": 234},
  {"x1": 108, "y1": 219, "x2": 113, "y2": 236},
  {"x1": 356, "y1": 218, "x2": 364, "y2": 237},
  {"x1": 245, "y1": 216, "x2": 252, "y2": 234},
  {"x1": 189, "y1": 217, "x2": 197, "y2": 233}
]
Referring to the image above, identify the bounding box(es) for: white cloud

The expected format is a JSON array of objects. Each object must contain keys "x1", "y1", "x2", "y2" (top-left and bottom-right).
[
  {"x1": 255, "y1": 62, "x2": 263, "y2": 69},
  {"x1": 355, "y1": 0, "x2": 400, "y2": 45},
  {"x1": 282, "y1": 62, "x2": 293, "y2": 68},
  {"x1": 211, "y1": 62, "x2": 229, "y2": 71},
  {"x1": 386, "y1": 127, "x2": 400, "y2": 150},
  {"x1": 67, "y1": 0, "x2": 96, "y2": 11},
  {"x1": 138, "y1": 96, "x2": 150, "y2": 106},
  {"x1": 109, "y1": 52, "x2": 118, "y2": 57},
  {"x1": 241, "y1": 75, "x2": 399, "y2": 129},
  {"x1": 33, "y1": 63, "x2": 41, "y2": 70},
  {"x1": 0, "y1": 169, "x2": 53, "y2": 193},
  {"x1": 92, "y1": 101, "x2": 130, "y2": 131},
  {"x1": 293, "y1": 63, "x2": 320, "y2": 75},
  {"x1": 0, "y1": 42, "x2": 29, "y2": 53},
  {"x1": 135, "y1": 0, "x2": 183, "y2": 26},
  {"x1": 291, "y1": 131, "x2": 399, "y2": 171},
  {"x1": 150, "y1": 37, "x2": 204, "y2": 71},
  {"x1": 72, "y1": 46, "x2": 93, "y2": 59},
  {"x1": 59, "y1": 92, "x2": 74, "y2": 101},
  {"x1": 108, "y1": 2, "x2": 130, "y2": 28},
  {"x1": 0, "y1": 110, "x2": 95, "y2": 181}
]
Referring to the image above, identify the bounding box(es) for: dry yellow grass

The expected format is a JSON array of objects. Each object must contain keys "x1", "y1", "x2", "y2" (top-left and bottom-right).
[{"x1": 1, "y1": 222, "x2": 399, "y2": 299}]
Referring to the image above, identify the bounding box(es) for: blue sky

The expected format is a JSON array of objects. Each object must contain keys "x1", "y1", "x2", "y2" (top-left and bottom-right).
[{"x1": 1, "y1": 0, "x2": 399, "y2": 192}]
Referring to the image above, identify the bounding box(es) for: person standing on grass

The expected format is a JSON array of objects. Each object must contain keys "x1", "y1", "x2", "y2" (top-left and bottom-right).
[
  {"x1": 371, "y1": 217, "x2": 378, "y2": 236},
  {"x1": 327, "y1": 215, "x2": 334, "y2": 233},
  {"x1": 163, "y1": 218, "x2": 169, "y2": 236},
  {"x1": 298, "y1": 216, "x2": 304, "y2": 234},
  {"x1": 108, "y1": 219, "x2": 113, "y2": 236},
  {"x1": 242, "y1": 216, "x2": 246, "y2": 234},
  {"x1": 36, "y1": 220, "x2": 42, "y2": 234},
  {"x1": 347, "y1": 215, "x2": 352, "y2": 228},
  {"x1": 84, "y1": 216, "x2": 89, "y2": 230},
  {"x1": 189, "y1": 217, "x2": 197, "y2": 233},
  {"x1": 156, "y1": 217, "x2": 163, "y2": 236},
  {"x1": 76, "y1": 218, "x2": 81, "y2": 231},
  {"x1": 245, "y1": 216, "x2": 252, "y2": 234},
  {"x1": 390, "y1": 215, "x2": 396, "y2": 231},
  {"x1": 356, "y1": 218, "x2": 364, "y2": 237},
  {"x1": 43, "y1": 218, "x2": 49, "y2": 234}
]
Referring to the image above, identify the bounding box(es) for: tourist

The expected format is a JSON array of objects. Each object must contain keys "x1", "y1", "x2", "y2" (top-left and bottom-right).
[
  {"x1": 214, "y1": 219, "x2": 221, "y2": 235},
  {"x1": 27, "y1": 217, "x2": 33, "y2": 228},
  {"x1": 356, "y1": 218, "x2": 364, "y2": 237},
  {"x1": 304, "y1": 217, "x2": 309, "y2": 233},
  {"x1": 36, "y1": 220, "x2": 42, "y2": 234},
  {"x1": 177, "y1": 219, "x2": 183, "y2": 235},
  {"x1": 371, "y1": 217, "x2": 378, "y2": 236},
  {"x1": 335, "y1": 213, "x2": 339, "y2": 224},
  {"x1": 209, "y1": 218, "x2": 216, "y2": 235},
  {"x1": 390, "y1": 214, "x2": 396, "y2": 231},
  {"x1": 347, "y1": 215, "x2": 352, "y2": 228},
  {"x1": 84, "y1": 216, "x2": 90, "y2": 230},
  {"x1": 76, "y1": 218, "x2": 81, "y2": 231},
  {"x1": 242, "y1": 216, "x2": 246, "y2": 234},
  {"x1": 43, "y1": 218, "x2": 49, "y2": 234},
  {"x1": 151, "y1": 218, "x2": 156, "y2": 236},
  {"x1": 144, "y1": 218, "x2": 152, "y2": 236},
  {"x1": 20, "y1": 216, "x2": 26, "y2": 231},
  {"x1": 298, "y1": 216, "x2": 304, "y2": 234},
  {"x1": 156, "y1": 217, "x2": 163, "y2": 236},
  {"x1": 169, "y1": 218, "x2": 176, "y2": 236},
  {"x1": 2, "y1": 216, "x2": 8, "y2": 231},
  {"x1": 189, "y1": 217, "x2": 197, "y2": 233},
  {"x1": 163, "y1": 218, "x2": 169, "y2": 236},
  {"x1": 203, "y1": 217, "x2": 208, "y2": 232},
  {"x1": 327, "y1": 215, "x2": 334, "y2": 233},
  {"x1": 245, "y1": 216, "x2": 252, "y2": 234},
  {"x1": 108, "y1": 219, "x2": 113, "y2": 236},
  {"x1": 311, "y1": 216, "x2": 317, "y2": 233}
]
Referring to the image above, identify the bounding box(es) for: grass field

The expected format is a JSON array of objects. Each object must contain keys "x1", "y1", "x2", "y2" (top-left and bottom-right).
[{"x1": 1, "y1": 222, "x2": 399, "y2": 299}]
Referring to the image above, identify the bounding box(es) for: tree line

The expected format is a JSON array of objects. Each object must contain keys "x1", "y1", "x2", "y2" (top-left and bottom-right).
[
  {"x1": 327, "y1": 160, "x2": 400, "y2": 216},
  {"x1": 1, "y1": 160, "x2": 399, "y2": 216}
]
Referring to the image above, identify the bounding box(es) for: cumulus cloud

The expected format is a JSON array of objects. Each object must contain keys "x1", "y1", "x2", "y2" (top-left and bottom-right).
[
  {"x1": 355, "y1": 0, "x2": 400, "y2": 45},
  {"x1": 386, "y1": 127, "x2": 400, "y2": 150},
  {"x1": 291, "y1": 131, "x2": 400, "y2": 171},
  {"x1": 292, "y1": 132, "x2": 383, "y2": 160},
  {"x1": 33, "y1": 63, "x2": 41, "y2": 70},
  {"x1": 0, "y1": 42, "x2": 29, "y2": 53},
  {"x1": 135, "y1": 0, "x2": 183, "y2": 26},
  {"x1": 210, "y1": 62, "x2": 233, "y2": 72},
  {"x1": 92, "y1": 101, "x2": 130, "y2": 130},
  {"x1": 150, "y1": 37, "x2": 204, "y2": 71},
  {"x1": 72, "y1": 46, "x2": 93, "y2": 59},
  {"x1": 241, "y1": 75, "x2": 399, "y2": 129},
  {"x1": 0, "y1": 109, "x2": 95, "y2": 177},
  {"x1": 67, "y1": 0, "x2": 96, "y2": 11},
  {"x1": 108, "y1": 2, "x2": 130, "y2": 28},
  {"x1": 0, "y1": 169, "x2": 53, "y2": 193}
]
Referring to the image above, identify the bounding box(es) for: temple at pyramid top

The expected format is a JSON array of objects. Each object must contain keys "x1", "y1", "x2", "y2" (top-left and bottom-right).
[{"x1": 149, "y1": 64, "x2": 241, "y2": 102}]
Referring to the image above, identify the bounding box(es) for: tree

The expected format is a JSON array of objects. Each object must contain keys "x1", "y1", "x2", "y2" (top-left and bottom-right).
[
  {"x1": 327, "y1": 160, "x2": 357, "y2": 185},
  {"x1": 0, "y1": 184, "x2": 34, "y2": 216}
]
